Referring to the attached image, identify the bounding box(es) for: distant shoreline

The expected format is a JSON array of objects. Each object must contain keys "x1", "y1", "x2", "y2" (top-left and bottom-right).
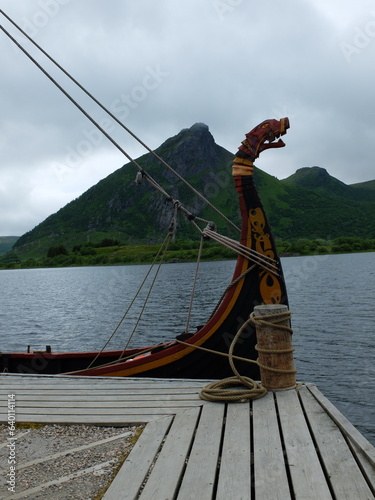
[{"x1": 1, "y1": 243, "x2": 374, "y2": 271}]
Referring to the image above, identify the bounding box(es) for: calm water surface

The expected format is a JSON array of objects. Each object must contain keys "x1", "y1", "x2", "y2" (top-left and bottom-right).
[{"x1": 1, "y1": 253, "x2": 374, "y2": 444}]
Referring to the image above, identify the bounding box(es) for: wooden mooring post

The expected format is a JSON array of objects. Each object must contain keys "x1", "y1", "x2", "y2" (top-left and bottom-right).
[{"x1": 253, "y1": 304, "x2": 296, "y2": 390}]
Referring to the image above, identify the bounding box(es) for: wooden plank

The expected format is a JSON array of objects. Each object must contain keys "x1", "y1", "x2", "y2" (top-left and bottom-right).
[
  {"x1": 253, "y1": 392, "x2": 291, "y2": 499},
  {"x1": 0, "y1": 378, "x2": 199, "y2": 384},
  {"x1": 2, "y1": 406, "x2": 184, "y2": 416},
  {"x1": 0, "y1": 374, "x2": 211, "y2": 386},
  {"x1": 0, "y1": 388, "x2": 201, "y2": 396},
  {"x1": 2, "y1": 414, "x2": 158, "y2": 425},
  {"x1": 0, "y1": 386, "x2": 202, "y2": 394},
  {"x1": 307, "y1": 384, "x2": 375, "y2": 468},
  {"x1": 299, "y1": 386, "x2": 374, "y2": 499},
  {"x1": 0, "y1": 377, "x2": 206, "y2": 394},
  {"x1": 2, "y1": 374, "x2": 374, "y2": 500},
  {"x1": 0, "y1": 372, "x2": 205, "y2": 427},
  {"x1": 275, "y1": 389, "x2": 333, "y2": 499},
  {"x1": 0, "y1": 374, "x2": 206, "y2": 383},
  {"x1": 0, "y1": 381, "x2": 203, "y2": 388},
  {"x1": 102, "y1": 416, "x2": 173, "y2": 500},
  {"x1": 9, "y1": 400, "x2": 202, "y2": 408},
  {"x1": 215, "y1": 402, "x2": 251, "y2": 500},
  {"x1": 138, "y1": 407, "x2": 201, "y2": 499},
  {"x1": 349, "y1": 441, "x2": 375, "y2": 494},
  {"x1": 0, "y1": 382, "x2": 204, "y2": 391},
  {"x1": 176, "y1": 402, "x2": 225, "y2": 499},
  {"x1": 2, "y1": 393, "x2": 200, "y2": 401}
]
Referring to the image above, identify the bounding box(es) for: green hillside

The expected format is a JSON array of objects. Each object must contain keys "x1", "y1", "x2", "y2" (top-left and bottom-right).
[
  {"x1": 0, "y1": 236, "x2": 19, "y2": 255},
  {"x1": 350, "y1": 179, "x2": 375, "y2": 191},
  {"x1": 278, "y1": 167, "x2": 375, "y2": 238},
  {"x1": 12, "y1": 124, "x2": 240, "y2": 259},
  {"x1": 4, "y1": 124, "x2": 375, "y2": 262}
]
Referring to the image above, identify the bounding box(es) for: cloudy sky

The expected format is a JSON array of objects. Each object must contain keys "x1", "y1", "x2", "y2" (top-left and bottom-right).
[{"x1": 1, "y1": 0, "x2": 374, "y2": 236}]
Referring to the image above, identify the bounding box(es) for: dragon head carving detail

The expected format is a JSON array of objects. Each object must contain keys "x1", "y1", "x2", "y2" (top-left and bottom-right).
[{"x1": 238, "y1": 117, "x2": 290, "y2": 161}]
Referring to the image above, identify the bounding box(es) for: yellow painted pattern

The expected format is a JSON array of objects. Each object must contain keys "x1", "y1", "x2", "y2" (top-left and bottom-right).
[{"x1": 248, "y1": 207, "x2": 282, "y2": 304}]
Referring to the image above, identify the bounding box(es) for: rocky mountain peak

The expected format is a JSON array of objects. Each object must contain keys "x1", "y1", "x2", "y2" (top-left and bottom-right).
[{"x1": 155, "y1": 123, "x2": 221, "y2": 181}]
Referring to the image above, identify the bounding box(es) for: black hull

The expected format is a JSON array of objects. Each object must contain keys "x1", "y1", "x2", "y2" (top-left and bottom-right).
[{"x1": 1, "y1": 174, "x2": 288, "y2": 380}]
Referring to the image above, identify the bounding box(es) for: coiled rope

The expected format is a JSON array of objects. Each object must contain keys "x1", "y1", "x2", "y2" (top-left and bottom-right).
[
  {"x1": 198, "y1": 310, "x2": 295, "y2": 402},
  {"x1": 199, "y1": 317, "x2": 267, "y2": 402}
]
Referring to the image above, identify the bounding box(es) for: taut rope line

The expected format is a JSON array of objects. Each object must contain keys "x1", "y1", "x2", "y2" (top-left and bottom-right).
[
  {"x1": 120, "y1": 234, "x2": 173, "y2": 354},
  {"x1": 87, "y1": 231, "x2": 173, "y2": 369},
  {"x1": 184, "y1": 236, "x2": 204, "y2": 335},
  {"x1": 1, "y1": 22, "x2": 226, "y2": 245},
  {"x1": 74, "y1": 310, "x2": 295, "y2": 378},
  {"x1": 203, "y1": 227, "x2": 280, "y2": 276}
]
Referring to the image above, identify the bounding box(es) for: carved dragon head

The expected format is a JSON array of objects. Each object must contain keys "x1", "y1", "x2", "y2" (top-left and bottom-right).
[{"x1": 238, "y1": 117, "x2": 290, "y2": 161}]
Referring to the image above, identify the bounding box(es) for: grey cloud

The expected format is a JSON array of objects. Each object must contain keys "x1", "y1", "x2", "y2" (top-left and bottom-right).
[{"x1": 1, "y1": 0, "x2": 374, "y2": 235}]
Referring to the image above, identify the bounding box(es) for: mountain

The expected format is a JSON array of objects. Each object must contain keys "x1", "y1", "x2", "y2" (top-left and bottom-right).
[
  {"x1": 278, "y1": 167, "x2": 375, "y2": 238},
  {"x1": 283, "y1": 166, "x2": 348, "y2": 192},
  {"x1": 13, "y1": 123, "x2": 240, "y2": 258},
  {"x1": 10, "y1": 124, "x2": 375, "y2": 259},
  {"x1": 283, "y1": 166, "x2": 374, "y2": 201},
  {"x1": 0, "y1": 236, "x2": 19, "y2": 256},
  {"x1": 350, "y1": 179, "x2": 375, "y2": 191}
]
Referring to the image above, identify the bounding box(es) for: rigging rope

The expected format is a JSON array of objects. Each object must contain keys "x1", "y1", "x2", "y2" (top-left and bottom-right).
[
  {"x1": 0, "y1": 10, "x2": 240, "y2": 233},
  {"x1": 120, "y1": 234, "x2": 173, "y2": 354},
  {"x1": 0, "y1": 24, "x2": 173, "y2": 205},
  {"x1": 184, "y1": 235, "x2": 204, "y2": 335},
  {"x1": 1, "y1": 20, "x2": 219, "y2": 240},
  {"x1": 203, "y1": 227, "x2": 279, "y2": 276},
  {"x1": 86, "y1": 231, "x2": 173, "y2": 369}
]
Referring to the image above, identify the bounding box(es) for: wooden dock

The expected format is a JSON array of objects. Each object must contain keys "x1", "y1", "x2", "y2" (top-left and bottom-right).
[{"x1": 1, "y1": 373, "x2": 374, "y2": 499}]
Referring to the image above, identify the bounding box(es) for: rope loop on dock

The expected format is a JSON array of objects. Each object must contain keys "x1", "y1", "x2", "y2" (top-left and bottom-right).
[
  {"x1": 199, "y1": 309, "x2": 296, "y2": 402},
  {"x1": 199, "y1": 376, "x2": 266, "y2": 402},
  {"x1": 199, "y1": 317, "x2": 267, "y2": 402}
]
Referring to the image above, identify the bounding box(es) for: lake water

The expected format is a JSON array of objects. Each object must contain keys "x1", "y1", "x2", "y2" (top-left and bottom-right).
[{"x1": 1, "y1": 252, "x2": 374, "y2": 445}]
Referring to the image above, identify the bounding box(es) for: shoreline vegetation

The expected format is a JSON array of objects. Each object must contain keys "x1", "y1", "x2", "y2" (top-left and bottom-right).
[{"x1": 1, "y1": 237, "x2": 374, "y2": 270}]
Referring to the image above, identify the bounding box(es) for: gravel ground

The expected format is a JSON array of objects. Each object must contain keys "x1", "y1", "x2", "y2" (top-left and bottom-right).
[{"x1": 0, "y1": 423, "x2": 144, "y2": 500}]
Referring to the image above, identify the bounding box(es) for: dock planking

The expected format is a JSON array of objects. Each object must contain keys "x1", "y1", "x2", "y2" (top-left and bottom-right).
[{"x1": 1, "y1": 373, "x2": 374, "y2": 499}]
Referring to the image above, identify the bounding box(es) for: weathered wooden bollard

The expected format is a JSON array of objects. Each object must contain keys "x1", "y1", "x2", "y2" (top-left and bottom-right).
[{"x1": 252, "y1": 304, "x2": 296, "y2": 390}]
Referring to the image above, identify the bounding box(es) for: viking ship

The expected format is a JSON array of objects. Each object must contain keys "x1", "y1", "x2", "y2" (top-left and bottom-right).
[
  {"x1": 1, "y1": 115, "x2": 290, "y2": 379},
  {"x1": 0, "y1": 11, "x2": 291, "y2": 379}
]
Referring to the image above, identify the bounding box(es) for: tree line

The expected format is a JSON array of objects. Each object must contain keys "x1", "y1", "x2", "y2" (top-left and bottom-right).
[{"x1": 1, "y1": 237, "x2": 375, "y2": 270}]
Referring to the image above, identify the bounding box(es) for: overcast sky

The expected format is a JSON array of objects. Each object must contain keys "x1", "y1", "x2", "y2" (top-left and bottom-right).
[{"x1": 1, "y1": 0, "x2": 374, "y2": 236}]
